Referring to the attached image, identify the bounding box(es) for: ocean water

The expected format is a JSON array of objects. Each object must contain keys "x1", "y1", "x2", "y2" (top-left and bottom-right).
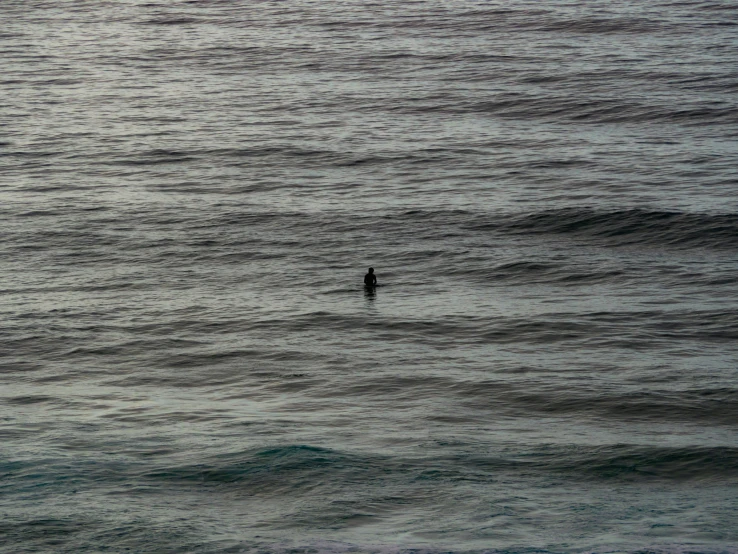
[{"x1": 2, "y1": 0, "x2": 738, "y2": 552}]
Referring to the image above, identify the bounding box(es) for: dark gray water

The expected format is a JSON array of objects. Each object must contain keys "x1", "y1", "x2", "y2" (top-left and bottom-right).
[{"x1": 2, "y1": 1, "x2": 738, "y2": 552}]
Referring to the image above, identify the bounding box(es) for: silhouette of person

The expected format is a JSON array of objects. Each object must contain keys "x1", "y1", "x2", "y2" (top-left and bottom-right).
[{"x1": 364, "y1": 267, "x2": 377, "y2": 287}]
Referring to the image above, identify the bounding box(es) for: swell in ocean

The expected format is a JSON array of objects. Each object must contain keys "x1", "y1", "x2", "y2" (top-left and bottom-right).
[{"x1": 2, "y1": 0, "x2": 738, "y2": 552}]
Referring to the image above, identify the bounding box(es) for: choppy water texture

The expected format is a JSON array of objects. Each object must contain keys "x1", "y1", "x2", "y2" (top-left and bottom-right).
[{"x1": 2, "y1": 0, "x2": 738, "y2": 552}]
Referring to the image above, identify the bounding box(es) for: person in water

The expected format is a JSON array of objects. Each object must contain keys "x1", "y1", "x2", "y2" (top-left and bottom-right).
[{"x1": 364, "y1": 267, "x2": 377, "y2": 287}]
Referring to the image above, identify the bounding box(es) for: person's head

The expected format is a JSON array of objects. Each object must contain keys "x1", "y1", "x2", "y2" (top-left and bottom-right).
[{"x1": 368, "y1": 267, "x2": 374, "y2": 274}]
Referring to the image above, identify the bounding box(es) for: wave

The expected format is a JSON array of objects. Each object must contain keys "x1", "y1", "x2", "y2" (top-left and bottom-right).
[
  {"x1": 467, "y1": 207, "x2": 738, "y2": 249},
  {"x1": 452, "y1": 382, "x2": 738, "y2": 426},
  {"x1": 386, "y1": 206, "x2": 738, "y2": 251},
  {"x1": 449, "y1": 260, "x2": 626, "y2": 286},
  {"x1": 9, "y1": 443, "x2": 735, "y2": 503},
  {"x1": 233, "y1": 307, "x2": 738, "y2": 347},
  {"x1": 8, "y1": 307, "x2": 730, "y2": 370},
  {"x1": 306, "y1": 8, "x2": 667, "y2": 36},
  {"x1": 356, "y1": 91, "x2": 738, "y2": 124},
  {"x1": 85, "y1": 444, "x2": 738, "y2": 488},
  {"x1": 90, "y1": 205, "x2": 737, "y2": 253},
  {"x1": 218, "y1": 542, "x2": 738, "y2": 554}
]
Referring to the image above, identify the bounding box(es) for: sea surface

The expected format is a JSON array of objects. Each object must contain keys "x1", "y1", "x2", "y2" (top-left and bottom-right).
[{"x1": 2, "y1": 1, "x2": 738, "y2": 552}]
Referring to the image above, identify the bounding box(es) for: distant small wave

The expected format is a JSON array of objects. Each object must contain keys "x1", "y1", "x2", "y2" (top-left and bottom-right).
[
  {"x1": 467, "y1": 208, "x2": 738, "y2": 249},
  {"x1": 21, "y1": 444, "x2": 733, "y2": 495}
]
